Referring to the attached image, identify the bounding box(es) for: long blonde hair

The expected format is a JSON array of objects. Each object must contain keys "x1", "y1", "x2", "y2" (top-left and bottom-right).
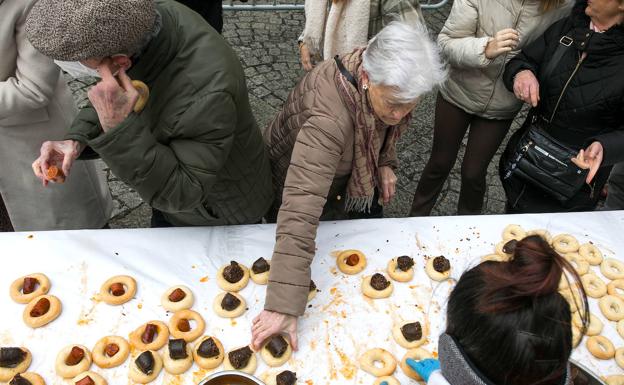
[{"x1": 540, "y1": 0, "x2": 565, "y2": 12}]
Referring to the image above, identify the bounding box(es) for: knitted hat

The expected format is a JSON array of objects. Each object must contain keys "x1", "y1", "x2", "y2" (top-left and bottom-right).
[{"x1": 25, "y1": 0, "x2": 156, "y2": 61}]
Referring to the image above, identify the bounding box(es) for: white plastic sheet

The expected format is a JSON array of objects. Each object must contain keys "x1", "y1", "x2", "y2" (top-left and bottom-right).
[{"x1": 1, "y1": 211, "x2": 623, "y2": 385}]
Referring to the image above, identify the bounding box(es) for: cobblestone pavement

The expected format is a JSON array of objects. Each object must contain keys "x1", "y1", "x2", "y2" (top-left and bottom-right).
[{"x1": 70, "y1": 2, "x2": 529, "y2": 228}]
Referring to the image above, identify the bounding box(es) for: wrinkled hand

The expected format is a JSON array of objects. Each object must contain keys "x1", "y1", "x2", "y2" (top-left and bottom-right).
[
  {"x1": 32, "y1": 140, "x2": 84, "y2": 187},
  {"x1": 485, "y1": 28, "x2": 519, "y2": 60},
  {"x1": 571, "y1": 141, "x2": 603, "y2": 184},
  {"x1": 299, "y1": 42, "x2": 314, "y2": 72},
  {"x1": 513, "y1": 70, "x2": 540, "y2": 107},
  {"x1": 251, "y1": 310, "x2": 298, "y2": 351},
  {"x1": 406, "y1": 358, "x2": 440, "y2": 382},
  {"x1": 88, "y1": 62, "x2": 139, "y2": 132},
  {"x1": 378, "y1": 166, "x2": 397, "y2": 205}
]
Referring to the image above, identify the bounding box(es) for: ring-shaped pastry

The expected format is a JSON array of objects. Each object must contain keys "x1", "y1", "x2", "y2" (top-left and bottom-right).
[
  {"x1": 618, "y1": 320, "x2": 624, "y2": 339},
  {"x1": 481, "y1": 254, "x2": 509, "y2": 263},
  {"x1": 213, "y1": 292, "x2": 247, "y2": 318},
  {"x1": 601, "y1": 259, "x2": 624, "y2": 280},
  {"x1": 92, "y1": 336, "x2": 130, "y2": 369},
  {"x1": 495, "y1": 241, "x2": 513, "y2": 259},
  {"x1": 391, "y1": 321, "x2": 427, "y2": 349},
  {"x1": 216, "y1": 262, "x2": 250, "y2": 292},
  {"x1": 359, "y1": 348, "x2": 396, "y2": 377},
  {"x1": 23, "y1": 294, "x2": 62, "y2": 328},
  {"x1": 552, "y1": 234, "x2": 580, "y2": 254},
  {"x1": 608, "y1": 279, "x2": 624, "y2": 301},
  {"x1": 586, "y1": 336, "x2": 615, "y2": 359},
  {"x1": 10, "y1": 372, "x2": 44, "y2": 385},
  {"x1": 425, "y1": 256, "x2": 451, "y2": 281},
  {"x1": 55, "y1": 345, "x2": 92, "y2": 379},
  {"x1": 559, "y1": 288, "x2": 584, "y2": 313},
  {"x1": 387, "y1": 257, "x2": 415, "y2": 282},
  {"x1": 9, "y1": 273, "x2": 50, "y2": 304},
  {"x1": 373, "y1": 377, "x2": 400, "y2": 385},
  {"x1": 502, "y1": 224, "x2": 526, "y2": 241},
  {"x1": 169, "y1": 309, "x2": 205, "y2": 342},
  {"x1": 564, "y1": 253, "x2": 589, "y2": 275},
  {"x1": 616, "y1": 347, "x2": 624, "y2": 370},
  {"x1": 260, "y1": 336, "x2": 292, "y2": 367},
  {"x1": 250, "y1": 258, "x2": 271, "y2": 285},
  {"x1": 361, "y1": 274, "x2": 393, "y2": 299},
  {"x1": 337, "y1": 250, "x2": 367, "y2": 275},
  {"x1": 571, "y1": 326, "x2": 582, "y2": 348},
  {"x1": 163, "y1": 340, "x2": 193, "y2": 375},
  {"x1": 307, "y1": 282, "x2": 317, "y2": 302},
  {"x1": 400, "y1": 348, "x2": 433, "y2": 381},
  {"x1": 73, "y1": 371, "x2": 107, "y2": 385},
  {"x1": 581, "y1": 274, "x2": 607, "y2": 298},
  {"x1": 605, "y1": 376, "x2": 624, "y2": 385},
  {"x1": 572, "y1": 312, "x2": 603, "y2": 336},
  {"x1": 526, "y1": 229, "x2": 552, "y2": 242},
  {"x1": 128, "y1": 350, "x2": 163, "y2": 384},
  {"x1": 0, "y1": 347, "x2": 32, "y2": 382},
  {"x1": 224, "y1": 346, "x2": 257, "y2": 374},
  {"x1": 578, "y1": 243, "x2": 603, "y2": 265},
  {"x1": 161, "y1": 286, "x2": 194, "y2": 312},
  {"x1": 193, "y1": 336, "x2": 225, "y2": 370},
  {"x1": 129, "y1": 321, "x2": 170, "y2": 351},
  {"x1": 599, "y1": 295, "x2": 624, "y2": 321},
  {"x1": 99, "y1": 275, "x2": 136, "y2": 305}
]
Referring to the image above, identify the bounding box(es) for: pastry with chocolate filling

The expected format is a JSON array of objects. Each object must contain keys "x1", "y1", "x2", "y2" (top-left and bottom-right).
[
  {"x1": 276, "y1": 371, "x2": 297, "y2": 385},
  {"x1": 425, "y1": 256, "x2": 451, "y2": 281},
  {"x1": 23, "y1": 294, "x2": 62, "y2": 328},
  {"x1": 161, "y1": 285, "x2": 194, "y2": 312},
  {"x1": 0, "y1": 347, "x2": 32, "y2": 382},
  {"x1": 392, "y1": 321, "x2": 427, "y2": 348},
  {"x1": 193, "y1": 336, "x2": 225, "y2": 369},
  {"x1": 307, "y1": 280, "x2": 318, "y2": 302},
  {"x1": 129, "y1": 351, "x2": 163, "y2": 384},
  {"x1": 55, "y1": 345, "x2": 92, "y2": 379},
  {"x1": 213, "y1": 292, "x2": 246, "y2": 318},
  {"x1": 9, "y1": 372, "x2": 45, "y2": 385},
  {"x1": 92, "y1": 336, "x2": 129, "y2": 369},
  {"x1": 224, "y1": 346, "x2": 257, "y2": 374},
  {"x1": 260, "y1": 335, "x2": 292, "y2": 367},
  {"x1": 362, "y1": 273, "x2": 394, "y2": 299},
  {"x1": 9, "y1": 274, "x2": 50, "y2": 304},
  {"x1": 337, "y1": 250, "x2": 367, "y2": 275},
  {"x1": 387, "y1": 256, "x2": 415, "y2": 282},
  {"x1": 129, "y1": 321, "x2": 169, "y2": 351},
  {"x1": 163, "y1": 339, "x2": 193, "y2": 375},
  {"x1": 72, "y1": 371, "x2": 107, "y2": 385},
  {"x1": 250, "y1": 257, "x2": 271, "y2": 285},
  {"x1": 217, "y1": 261, "x2": 250, "y2": 292}
]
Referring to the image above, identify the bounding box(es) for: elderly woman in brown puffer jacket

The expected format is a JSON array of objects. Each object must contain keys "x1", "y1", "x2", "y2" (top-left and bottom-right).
[{"x1": 251, "y1": 22, "x2": 446, "y2": 351}]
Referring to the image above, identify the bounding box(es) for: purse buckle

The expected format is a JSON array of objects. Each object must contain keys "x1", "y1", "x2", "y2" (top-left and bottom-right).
[{"x1": 559, "y1": 36, "x2": 573, "y2": 47}]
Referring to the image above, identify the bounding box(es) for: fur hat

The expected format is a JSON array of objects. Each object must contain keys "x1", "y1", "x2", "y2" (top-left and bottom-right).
[{"x1": 25, "y1": 0, "x2": 156, "y2": 61}]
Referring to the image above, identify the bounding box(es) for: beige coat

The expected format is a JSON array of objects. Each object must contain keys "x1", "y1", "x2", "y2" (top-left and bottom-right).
[
  {"x1": 438, "y1": 0, "x2": 573, "y2": 119},
  {"x1": 0, "y1": 0, "x2": 112, "y2": 231},
  {"x1": 263, "y1": 59, "x2": 395, "y2": 316}
]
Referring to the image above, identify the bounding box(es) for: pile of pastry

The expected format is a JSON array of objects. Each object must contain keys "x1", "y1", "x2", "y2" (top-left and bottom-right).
[
  {"x1": 2, "y1": 257, "x2": 298, "y2": 385},
  {"x1": 484, "y1": 225, "x2": 624, "y2": 382}
]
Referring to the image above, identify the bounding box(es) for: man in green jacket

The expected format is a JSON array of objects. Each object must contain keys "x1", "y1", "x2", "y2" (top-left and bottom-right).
[{"x1": 27, "y1": 0, "x2": 273, "y2": 227}]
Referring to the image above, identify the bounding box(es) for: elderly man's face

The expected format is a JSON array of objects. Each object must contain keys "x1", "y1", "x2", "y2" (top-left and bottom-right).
[
  {"x1": 81, "y1": 55, "x2": 132, "y2": 77},
  {"x1": 367, "y1": 83, "x2": 419, "y2": 126}
]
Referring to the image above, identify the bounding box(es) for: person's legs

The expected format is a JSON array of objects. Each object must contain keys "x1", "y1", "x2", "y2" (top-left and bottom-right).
[
  {"x1": 175, "y1": 0, "x2": 223, "y2": 34},
  {"x1": 458, "y1": 117, "x2": 513, "y2": 214},
  {"x1": 604, "y1": 162, "x2": 624, "y2": 210},
  {"x1": 0, "y1": 193, "x2": 13, "y2": 232},
  {"x1": 409, "y1": 95, "x2": 472, "y2": 216},
  {"x1": 151, "y1": 208, "x2": 174, "y2": 228}
]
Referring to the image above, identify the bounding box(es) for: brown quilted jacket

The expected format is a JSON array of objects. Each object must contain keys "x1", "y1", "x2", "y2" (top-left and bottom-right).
[{"x1": 263, "y1": 58, "x2": 397, "y2": 316}]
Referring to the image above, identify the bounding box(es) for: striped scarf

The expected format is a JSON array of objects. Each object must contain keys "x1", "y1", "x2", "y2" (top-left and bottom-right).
[{"x1": 335, "y1": 48, "x2": 411, "y2": 212}]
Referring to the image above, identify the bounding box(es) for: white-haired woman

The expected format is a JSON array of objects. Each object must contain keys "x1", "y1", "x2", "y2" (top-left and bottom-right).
[
  {"x1": 409, "y1": 0, "x2": 573, "y2": 216},
  {"x1": 251, "y1": 22, "x2": 446, "y2": 350}
]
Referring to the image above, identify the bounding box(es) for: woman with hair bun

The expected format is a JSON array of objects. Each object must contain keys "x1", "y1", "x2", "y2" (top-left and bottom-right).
[{"x1": 405, "y1": 235, "x2": 589, "y2": 385}]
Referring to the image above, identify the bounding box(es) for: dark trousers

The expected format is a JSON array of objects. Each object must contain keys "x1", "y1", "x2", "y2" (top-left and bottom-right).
[
  {"x1": 175, "y1": 0, "x2": 223, "y2": 33},
  {"x1": 0, "y1": 193, "x2": 13, "y2": 232},
  {"x1": 410, "y1": 94, "x2": 513, "y2": 216},
  {"x1": 605, "y1": 162, "x2": 624, "y2": 210},
  {"x1": 151, "y1": 208, "x2": 173, "y2": 228}
]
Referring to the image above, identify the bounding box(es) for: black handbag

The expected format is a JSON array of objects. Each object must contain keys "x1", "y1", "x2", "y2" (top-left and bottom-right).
[{"x1": 502, "y1": 35, "x2": 589, "y2": 203}]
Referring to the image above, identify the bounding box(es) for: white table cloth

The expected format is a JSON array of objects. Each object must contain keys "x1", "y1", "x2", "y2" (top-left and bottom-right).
[{"x1": 1, "y1": 211, "x2": 623, "y2": 385}]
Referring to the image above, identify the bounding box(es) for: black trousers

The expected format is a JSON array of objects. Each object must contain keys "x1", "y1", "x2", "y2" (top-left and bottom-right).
[
  {"x1": 175, "y1": 0, "x2": 223, "y2": 34},
  {"x1": 0, "y1": 193, "x2": 13, "y2": 232}
]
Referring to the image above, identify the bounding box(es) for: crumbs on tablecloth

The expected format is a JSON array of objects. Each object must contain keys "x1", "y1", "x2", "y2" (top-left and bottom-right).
[
  {"x1": 200, "y1": 276, "x2": 209, "y2": 282},
  {"x1": 137, "y1": 303, "x2": 143, "y2": 310},
  {"x1": 27, "y1": 234, "x2": 34, "y2": 239}
]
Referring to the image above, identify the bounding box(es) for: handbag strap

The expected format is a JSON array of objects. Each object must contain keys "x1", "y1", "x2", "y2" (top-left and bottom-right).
[
  {"x1": 334, "y1": 55, "x2": 358, "y2": 88},
  {"x1": 542, "y1": 35, "x2": 574, "y2": 80}
]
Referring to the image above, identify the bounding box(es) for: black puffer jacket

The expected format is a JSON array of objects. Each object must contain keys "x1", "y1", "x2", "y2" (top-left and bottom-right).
[{"x1": 504, "y1": 0, "x2": 624, "y2": 168}]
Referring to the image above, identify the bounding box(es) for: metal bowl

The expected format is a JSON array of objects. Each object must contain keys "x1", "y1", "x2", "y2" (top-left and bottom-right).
[
  {"x1": 198, "y1": 371, "x2": 266, "y2": 385},
  {"x1": 570, "y1": 359, "x2": 607, "y2": 385}
]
